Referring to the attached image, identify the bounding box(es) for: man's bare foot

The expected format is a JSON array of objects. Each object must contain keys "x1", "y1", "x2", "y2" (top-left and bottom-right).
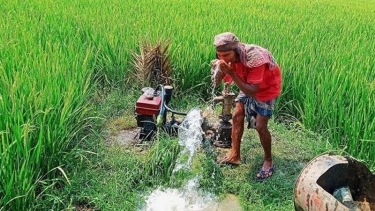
[{"x1": 216, "y1": 156, "x2": 241, "y2": 166}]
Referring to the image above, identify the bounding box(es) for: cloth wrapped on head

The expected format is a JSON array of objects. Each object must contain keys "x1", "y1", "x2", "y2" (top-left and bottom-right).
[
  {"x1": 213, "y1": 32, "x2": 277, "y2": 70},
  {"x1": 214, "y1": 32, "x2": 240, "y2": 51}
]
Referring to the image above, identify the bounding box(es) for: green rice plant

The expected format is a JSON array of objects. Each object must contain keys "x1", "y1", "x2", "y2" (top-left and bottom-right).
[
  {"x1": 2, "y1": 0, "x2": 375, "y2": 209},
  {"x1": 144, "y1": 136, "x2": 182, "y2": 185},
  {"x1": 36, "y1": 145, "x2": 149, "y2": 211},
  {"x1": 0, "y1": 2, "x2": 97, "y2": 209},
  {"x1": 197, "y1": 139, "x2": 224, "y2": 195}
]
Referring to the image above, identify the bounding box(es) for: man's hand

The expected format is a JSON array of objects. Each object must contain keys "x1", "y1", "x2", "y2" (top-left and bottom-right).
[
  {"x1": 211, "y1": 59, "x2": 233, "y2": 75},
  {"x1": 217, "y1": 60, "x2": 233, "y2": 76},
  {"x1": 210, "y1": 59, "x2": 223, "y2": 76},
  {"x1": 210, "y1": 59, "x2": 225, "y2": 87},
  {"x1": 210, "y1": 59, "x2": 220, "y2": 74}
]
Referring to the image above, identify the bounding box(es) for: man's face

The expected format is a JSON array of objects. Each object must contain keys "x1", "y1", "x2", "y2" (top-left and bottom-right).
[{"x1": 216, "y1": 50, "x2": 236, "y2": 63}]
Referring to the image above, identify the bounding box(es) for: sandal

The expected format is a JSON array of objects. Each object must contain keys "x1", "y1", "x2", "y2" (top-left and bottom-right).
[{"x1": 256, "y1": 165, "x2": 275, "y2": 182}]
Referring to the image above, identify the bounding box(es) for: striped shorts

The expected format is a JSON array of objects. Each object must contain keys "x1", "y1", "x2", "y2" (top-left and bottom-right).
[{"x1": 235, "y1": 92, "x2": 276, "y2": 120}]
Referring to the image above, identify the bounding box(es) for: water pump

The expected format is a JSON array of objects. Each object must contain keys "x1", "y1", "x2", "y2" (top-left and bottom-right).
[
  {"x1": 134, "y1": 84, "x2": 187, "y2": 141},
  {"x1": 134, "y1": 83, "x2": 237, "y2": 148}
]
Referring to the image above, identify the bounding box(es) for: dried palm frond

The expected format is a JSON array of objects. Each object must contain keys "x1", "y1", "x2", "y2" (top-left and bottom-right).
[{"x1": 129, "y1": 41, "x2": 173, "y2": 89}]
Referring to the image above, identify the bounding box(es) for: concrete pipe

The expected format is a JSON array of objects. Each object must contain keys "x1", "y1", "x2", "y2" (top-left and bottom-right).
[{"x1": 294, "y1": 153, "x2": 375, "y2": 211}]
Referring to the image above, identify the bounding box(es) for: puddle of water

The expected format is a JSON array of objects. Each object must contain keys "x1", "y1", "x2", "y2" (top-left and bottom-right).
[{"x1": 142, "y1": 176, "x2": 218, "y2": 211}]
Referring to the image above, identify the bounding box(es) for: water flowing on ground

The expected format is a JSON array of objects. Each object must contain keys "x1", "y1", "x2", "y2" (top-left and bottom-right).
[{"x1": 140, "y1": 108, "x2": 218, "y2": 211}]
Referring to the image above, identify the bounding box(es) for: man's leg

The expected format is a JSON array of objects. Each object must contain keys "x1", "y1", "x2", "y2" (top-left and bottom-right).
[
  {"x1": 255, "y1": 114, "x2": 273, "y2": 171},
  {"x1": 218, "y1": 102, "x2": 245, "y2": 165}
]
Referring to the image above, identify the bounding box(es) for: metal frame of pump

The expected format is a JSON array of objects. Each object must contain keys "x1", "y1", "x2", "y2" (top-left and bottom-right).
[
  {"x1": 135, "y1": 84, "x2": 187, "y2": 141},
  {"x1": 210, "y1": 82, "x2": 236, "y2": 148}
]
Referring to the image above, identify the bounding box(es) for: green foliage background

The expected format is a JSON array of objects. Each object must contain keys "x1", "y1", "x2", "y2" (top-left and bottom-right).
[{"x1": 1, "y1": 0, "x2": 374, "y2": 210}]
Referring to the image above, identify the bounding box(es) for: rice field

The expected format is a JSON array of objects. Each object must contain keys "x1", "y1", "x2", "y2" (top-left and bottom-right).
[{"x1": 1, "y1": 0, "x2": 374, "y2": 209}]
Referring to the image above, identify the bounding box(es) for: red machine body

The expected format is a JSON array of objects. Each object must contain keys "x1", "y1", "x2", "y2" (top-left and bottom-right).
[
  {"x1": 135, "y1": 85, "x2": 184, "y2": 141},
  {"x1": 135, "y1": 95, "x2": 161, "y2": 116}
]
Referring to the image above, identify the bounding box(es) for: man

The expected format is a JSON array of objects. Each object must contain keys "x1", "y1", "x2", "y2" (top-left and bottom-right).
[{"x1": 211, "y1": 32, "x2": 282, "y2": 181}]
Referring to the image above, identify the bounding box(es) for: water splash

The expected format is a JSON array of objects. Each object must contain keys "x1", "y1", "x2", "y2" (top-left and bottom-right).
[
  {"x1": 142, "y1": 176, "x2": 217, "y2": 211},
  {"x1": 200, "y1": 60, "x2": 220, "y2": 126},
  {"x1": 173, "y1": 108, "x2": 203, "y2": 172},
  {"x1": 212, "y1": 60, "x2": 221, "y2": 80},
  {"x1": 141, "y1": 108, "x2": 217, "y2": 211},
  {"x1": 210, "y1": 60, "x2": 221, "y2": 108}
]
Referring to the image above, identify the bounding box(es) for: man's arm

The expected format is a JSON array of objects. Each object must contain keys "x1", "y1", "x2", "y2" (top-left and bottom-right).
[{"x1": 218, "y1": 61, "x2": 262, "y2": 96}]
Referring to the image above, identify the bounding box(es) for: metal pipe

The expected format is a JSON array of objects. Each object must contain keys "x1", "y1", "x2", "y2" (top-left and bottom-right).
[
  {"x1": 164, "y1": 103, "x2": 187, "y2": 116},
  {"x1": 155, "y1": 84, "x2": 165, "y2": 127},
  {"x1": 155, "y1": 84, "x2": 187, "y2": 126}
]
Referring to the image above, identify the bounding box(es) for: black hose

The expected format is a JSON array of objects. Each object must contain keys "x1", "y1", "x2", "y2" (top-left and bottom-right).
[
  {"x1": 155, "y1": 84, "x2": 187, "y2": 126},
  {"x1": 155, "y1": 84, "x2": 165, "y2": 126},
  {"x1": 164, "y1": 103, "x2": 187, "y2": 116}
]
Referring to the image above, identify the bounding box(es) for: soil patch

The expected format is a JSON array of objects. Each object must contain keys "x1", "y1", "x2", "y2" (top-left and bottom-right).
[{"x1": 105, "y1": 128, "x2": 142, "y2": 147}]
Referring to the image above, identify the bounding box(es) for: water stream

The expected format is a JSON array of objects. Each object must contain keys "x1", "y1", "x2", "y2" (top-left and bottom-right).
[
  {"x1": 173, "y1": 108, "x2": 204, "y2": 173},
  {"x1": 201, "y1": 60, "x2": 220, "y2": 126},
  {"x1": 140, "y1": 108, "x2": 217, "y2": 211},
  {"x1": 210, "y1": 60, "x2": 221, "y2": 108}
]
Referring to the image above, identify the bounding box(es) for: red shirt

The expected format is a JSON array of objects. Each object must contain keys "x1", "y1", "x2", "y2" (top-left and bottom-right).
[{"x1": 223, "y1": 63, "x2": 282, "y2": 102}]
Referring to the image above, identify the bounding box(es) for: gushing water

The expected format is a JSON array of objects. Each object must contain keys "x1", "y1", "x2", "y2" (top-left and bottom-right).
[
  {"x1": 141, "y1": 108, "x2": 217, "y2": 211},
  {"x1": 173, "y1": 108, "x2": 203, "y2": 172},
  {"x1": 201, "y1": 60, "x2": 221, "y2": 122},
  {"x1": 210, "y1": 60, "x2": 221, "y2": 104},
  {"x1": 212, "y1": 60, "x2": 221, "y2": 80},
  {"x1": 142, "y1": 176, "x2": 217, "y2": 211}
]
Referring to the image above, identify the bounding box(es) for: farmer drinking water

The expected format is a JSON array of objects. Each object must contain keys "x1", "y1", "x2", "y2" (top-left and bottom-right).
[{"x1": 211, "y1": 32, "x2": 282, "y2": 181}]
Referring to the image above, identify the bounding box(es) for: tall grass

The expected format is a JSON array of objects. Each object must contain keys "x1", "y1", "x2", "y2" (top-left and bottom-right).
[
  {"x1": 0, "y1": 1, "x2": 97, "y2": 209},
  {"x1": 1, "y1": 0, "x2": 374, "y2": 209}
]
